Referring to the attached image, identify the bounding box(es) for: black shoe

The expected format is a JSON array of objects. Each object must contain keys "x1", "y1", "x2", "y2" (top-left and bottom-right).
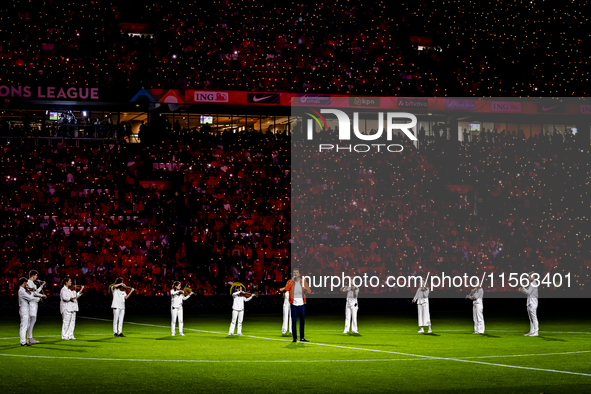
[
  {"x1": 21, "y1": 343, "x2": 32, "y2": 347},
  {"x1": 300, "y1": 339, "x2": 309, "y2": 342},
  {"x1": 118, "y1": 333, "x2": 126, "y2": 337},
  {"x1": 114, "y1": 333, "x2": 119, "y2": 337},
  {"x1": 292, "y1": 339, "x2": 297, "y2": 342}
]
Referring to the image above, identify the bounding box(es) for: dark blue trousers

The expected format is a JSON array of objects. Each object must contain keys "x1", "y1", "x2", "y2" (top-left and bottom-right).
[{"x1": 290, "y1": 304, "x2": 305, "y2": 341}]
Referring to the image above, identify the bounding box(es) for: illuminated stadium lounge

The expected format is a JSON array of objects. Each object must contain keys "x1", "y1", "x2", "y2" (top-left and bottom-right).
[
  {"x1": 0, "y1": 87, "x2": 294, "y2": 143},
  {"x1": 1, "y1": 89, "x2": 590, "y2": 145}
]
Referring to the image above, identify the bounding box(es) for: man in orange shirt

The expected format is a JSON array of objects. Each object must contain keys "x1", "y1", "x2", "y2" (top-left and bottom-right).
[{"x1": 284, "y1": 268, "x2": 311, "y2": 342}]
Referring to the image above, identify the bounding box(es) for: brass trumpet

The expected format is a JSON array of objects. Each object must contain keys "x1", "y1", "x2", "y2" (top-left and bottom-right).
[{"x1": 466, "y1": 287, "x2": 478, "y2": 299}]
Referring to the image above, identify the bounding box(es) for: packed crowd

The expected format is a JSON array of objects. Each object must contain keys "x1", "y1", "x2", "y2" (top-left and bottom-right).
[
  {"x1": 1, "y1": 122, "x2": 589, "y2": 297},
  {"x1": 291, "y1": 125, "x2": 590, "y2": 294},
  {"x1": 0, "y1": 129, "x2": 291, "y2": 296},
  {"x1": 1, "y1": 0, "x2": 588, "y2": 96}
]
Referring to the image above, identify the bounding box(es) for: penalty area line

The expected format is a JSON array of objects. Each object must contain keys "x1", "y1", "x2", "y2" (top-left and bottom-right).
[
  {"x1": 459, "y1": 350, "x2": 591, "y2": 359},
  {"x1": 80, "y1": 317, "x2": 434, "y2": 359},
  {"x1": 447, "y1": 357, "x2": 591, "y2": 377},
  {"x1": 0, "y1": 353, "x2": 425, "y2": 363},
  {"x1": 241, "y1": 332, "x2": 591, "y2": 377},
  {"x1": 312, "y1": 329, "x2": 591, "y2": 335},
  {"x1": 78, "y1": 317, "x2": 591, "y2": 378},
  {"x1": 80, "y1": 318, "x2": 591, "y2": 335}
]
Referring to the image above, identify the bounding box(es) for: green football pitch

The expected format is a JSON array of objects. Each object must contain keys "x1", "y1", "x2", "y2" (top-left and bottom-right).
[{"x1": 1, "y1": 312, "x2": 590, "y2": 393}]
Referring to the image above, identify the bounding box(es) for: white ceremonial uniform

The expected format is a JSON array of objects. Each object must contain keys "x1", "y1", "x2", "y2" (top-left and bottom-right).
[
  {"x1": 18, "y1": 287, "x2": 37, "y2": 345},
  {"x1": 26, "y1": 279, "x2": 44, "y2": 341},
  {"x1": 228, "y1": 291, "x2": 253, "y2": 335},
  {"x1": 282, "y1": 291, "x2": 292, "y2": 334},
  {"x1": 111, "y1": 287, "x2": 127, "y2": 335},
  {"x1": 343, "y1": 286, "x2": 359, "y2": 333},
  {"x1": 468, "y1": 288, "x2": 485, "y2": 334},
  {"x1": 520, "y1": 283, "x2": 539, "y2": 335},
  {"x1": 413, "y1": 287, "x2": 431, "y2": 329},
  {"x1": 60, "y1": 286, "x2": 81, "y2": 340},
  {"x1": 171, "y1": 289, "x2": 191, "y2": 335}
]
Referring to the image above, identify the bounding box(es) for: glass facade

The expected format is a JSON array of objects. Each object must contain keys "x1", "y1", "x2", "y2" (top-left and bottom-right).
[
  {"x1": 152, "y1": 112, "x2": 291, "y2": 136},
  {"x1": 456, "y1": 121, "x2": 584, "y2": 142},
  {"x1": 1, "y1": 106, "x2": 589, "y2": 145}
]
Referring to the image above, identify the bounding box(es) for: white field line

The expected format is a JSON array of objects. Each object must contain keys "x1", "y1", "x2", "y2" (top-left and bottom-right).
[
  {"x1": 78, "y1": 317, "x2": 591, "y2": 377},
  {"x1": 77, "y1": 317, "x2": 591, "y2": 336},
  {"x1": 1, "y1": 349, "x2": 590, "y2": 369},
  {"x1": 445, "y1": 358, "x2": 591, "y2": 377},
  {"x1": 0, "y1": 354, "x2": 424, "y2": 363},
  {"x1": 457, "y1": 350, "x2": 591, "y2": 359},
  {"x1": 5, "y1": 330, "x2": 585, "y2": 362},
  {"x1": 1, "y1": 317, "x2": 589, "y2": 377},
  {"x1": 312, "y1": 329, "x2": 591, "y2": 334}
]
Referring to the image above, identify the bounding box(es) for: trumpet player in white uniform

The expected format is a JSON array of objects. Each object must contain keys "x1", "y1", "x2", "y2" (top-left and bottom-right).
[
  {"x1": 412, "y1": 280, "x2": 431, "y2": 333},
  {"x1": 340, "y1": 285, "x2": 359, "y2": 334},
  {"x1": 278, "y1": 286, "x2": 292, "y2": 335},
  {"x1": 110, "y1": 277, "x2": 135, "y2": 337},
  {"x1": 228, "y1": 285, "x2": 256, "y2": 336},
  {"x1": 171, "y1": 281, "x2": 194, "y2": 336},
  {"x1": 466, "y1": 285, "x2": 485, "y2": 334},
  {"x1": 59, "y1": 277, "x2": 84, "y2": 340},
  {"x1": 519, "y1": 272, "x2": 539, "y2": 336},
  {"x1": 26, "y1": 270, "x2": 47, "y2": 344},
  {"x1": 18, "y1": 277, "x2": 44, "y2": 346}
]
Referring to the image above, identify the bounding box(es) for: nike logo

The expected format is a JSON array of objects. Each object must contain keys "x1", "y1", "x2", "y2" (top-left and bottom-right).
[
  {"x1": 253, "y1": 95, "x2": 274, "y2": 102},
  {"x1": 542, "y1": 106, "x2": 557, "y2": 111}
]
